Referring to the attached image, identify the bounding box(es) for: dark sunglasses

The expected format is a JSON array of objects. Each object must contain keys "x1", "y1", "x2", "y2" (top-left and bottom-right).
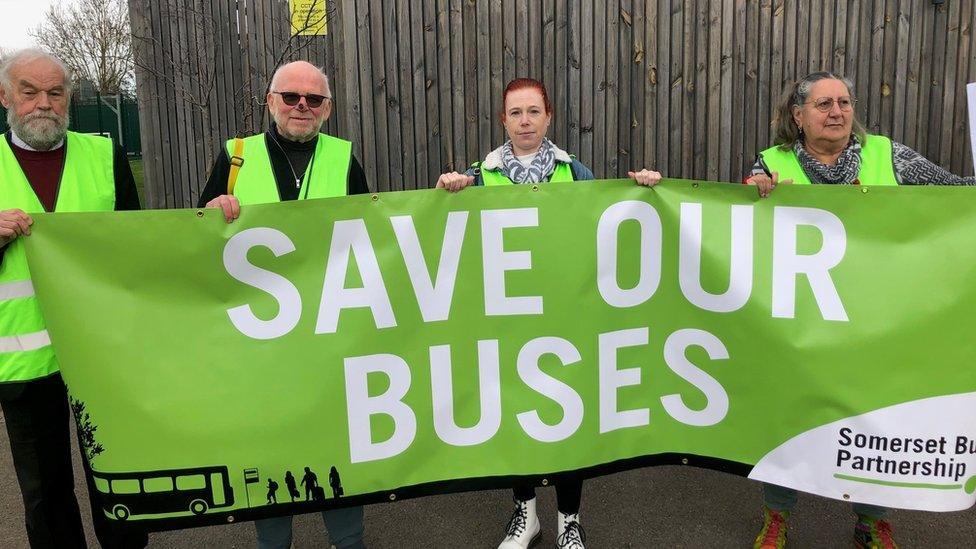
[{"x1": 272, "y1": 91, "x2": 331, "y2": 108}]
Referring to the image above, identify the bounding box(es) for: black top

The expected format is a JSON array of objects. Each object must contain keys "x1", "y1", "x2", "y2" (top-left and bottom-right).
[{"x1": 198, "y1": 125, "x2": 370, "y2": 206}]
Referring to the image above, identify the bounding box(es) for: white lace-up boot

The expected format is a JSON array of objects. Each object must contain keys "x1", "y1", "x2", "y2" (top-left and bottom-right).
[
  {"x1": 498, "y1": 497, "x2": 541, "y2": 549},
  {"x1": 555, "y1": 511, "x2": 585, "y2": 549}
]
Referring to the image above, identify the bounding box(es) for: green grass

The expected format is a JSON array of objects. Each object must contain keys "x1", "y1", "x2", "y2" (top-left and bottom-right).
[{"x1": 129, "y1": 157, "x2": 145, "y2": 207}]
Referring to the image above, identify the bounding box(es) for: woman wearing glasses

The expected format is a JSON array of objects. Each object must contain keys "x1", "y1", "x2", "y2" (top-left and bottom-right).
[
  {"x1": 747, "y1": 71, "x2": 974, "y2": 197},
  {"x1": 748, "y1": 71, "x2": 974, "y2": 549}
]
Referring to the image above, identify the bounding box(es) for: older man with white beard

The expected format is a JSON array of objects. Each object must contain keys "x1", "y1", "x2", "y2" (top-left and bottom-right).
[{"x1": 0, "y1": 49, "x2": 142, "y2": 549}]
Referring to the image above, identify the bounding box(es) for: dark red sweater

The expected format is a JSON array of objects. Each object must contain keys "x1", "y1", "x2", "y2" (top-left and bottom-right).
[{"x1": 9, "y1": 140, "x2": 66, "y2": 212}]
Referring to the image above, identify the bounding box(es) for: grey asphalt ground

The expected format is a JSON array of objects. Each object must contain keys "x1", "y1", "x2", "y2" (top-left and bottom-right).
[{"x1": 1, "y1": 411, "x2": 974, "y2": 548}]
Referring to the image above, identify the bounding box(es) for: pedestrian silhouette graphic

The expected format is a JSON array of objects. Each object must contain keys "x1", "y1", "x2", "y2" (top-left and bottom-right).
[
  {"x1": 329, "y1": 466, "x2": 344, "y2": 498},
  {"x1": 266, "y1": 478, "x2": 279, "y2": 505},
  {"x1": 300, "y1": 467, "x2": 319, "y2": 501},
  {"x1": 284, "y1": 471, "x2": 300, "y2": 502}
]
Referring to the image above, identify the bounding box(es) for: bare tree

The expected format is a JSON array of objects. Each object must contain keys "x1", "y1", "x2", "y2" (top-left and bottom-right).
[{"x1": 31, "y1": 0, "x2": 133, "y2": 94}]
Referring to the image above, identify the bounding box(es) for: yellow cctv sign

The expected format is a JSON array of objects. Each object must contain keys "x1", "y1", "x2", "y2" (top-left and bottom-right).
[{"x1": 290, "y1": 0, "x2": 327, "y2": 36}]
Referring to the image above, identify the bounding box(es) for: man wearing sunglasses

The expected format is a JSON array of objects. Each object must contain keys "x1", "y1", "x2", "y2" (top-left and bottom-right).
[
  {"x1": 199, "y1": 60, "x2": 369, "y2": 221},
  {"x1": 198, "y1": 60, "x2": 368, "y2": 549}
]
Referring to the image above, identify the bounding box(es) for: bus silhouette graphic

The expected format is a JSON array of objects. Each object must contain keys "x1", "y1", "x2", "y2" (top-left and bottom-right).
[{"x1": 91, "y1": 465, "x2": 235, "y2": 520}]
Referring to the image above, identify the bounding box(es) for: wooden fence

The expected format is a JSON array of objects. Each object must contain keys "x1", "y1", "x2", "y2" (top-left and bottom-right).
[{"x1": 130, "y1": 0, "x2": 976, "y2": 208}]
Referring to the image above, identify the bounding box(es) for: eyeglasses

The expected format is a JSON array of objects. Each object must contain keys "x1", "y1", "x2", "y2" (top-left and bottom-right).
[
  {"x1": 272, "y1": 91, "x2": 331, "y2": 108},
  {"x1": 806, "y1": 97, "x2": 856, "y2": 112}
]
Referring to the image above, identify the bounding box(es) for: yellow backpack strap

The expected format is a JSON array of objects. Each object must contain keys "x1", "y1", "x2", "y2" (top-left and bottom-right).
[{"x1": 227, "y1": 138, "x2": 245, "y2": 195}]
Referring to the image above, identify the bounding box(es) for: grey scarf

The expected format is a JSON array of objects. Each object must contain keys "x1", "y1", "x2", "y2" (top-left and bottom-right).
[
  {"x1": 794, "y1": 137, "x2": 862, "y2": 184},
  {"x1": 499, "y1": 138, "x2": 557, "y2": 184}
]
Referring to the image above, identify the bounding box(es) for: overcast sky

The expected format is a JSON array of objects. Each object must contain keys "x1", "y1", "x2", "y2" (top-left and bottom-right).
[{"x1": 0, "y1": 1, "x2": 57, "y2": 52}]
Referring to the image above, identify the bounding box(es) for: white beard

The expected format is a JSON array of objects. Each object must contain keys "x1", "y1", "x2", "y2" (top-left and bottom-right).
[{"x1": 8, "y1": 110, "x2": 69, "y2": 151}]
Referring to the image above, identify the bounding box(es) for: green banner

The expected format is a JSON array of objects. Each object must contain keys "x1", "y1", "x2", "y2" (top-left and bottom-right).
[{"x1": 23, "y1": 180, "x2": 976, "y2": 530}]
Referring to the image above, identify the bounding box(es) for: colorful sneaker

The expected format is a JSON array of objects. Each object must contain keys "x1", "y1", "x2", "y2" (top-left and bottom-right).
[
  {"x1": 498, "y1": 497, "x2": 541, "y2": 549},
  {"x1": 753, "y1": 507, "x2": 788, "y2": 549},
  {"x1": 854, "y1": 515, "x2": 898, "y2": 549},
  {"x1": 555, "y1": 511, "x2": 585, "y2": 549}
]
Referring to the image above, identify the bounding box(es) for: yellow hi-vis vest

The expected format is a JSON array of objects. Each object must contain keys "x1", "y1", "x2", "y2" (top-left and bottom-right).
[
  {"x1": 0, "y1": 132, "x2": 115, "y2": 384},
  {"x1": 758, "y1": 134, "x2": 898, "y2": 186},
  {"x1": 226, "y1": 133, "x2": 352, "y2": 205},
  {"x1": 477, "y1": 162, "x2": 575, "y2": 186}
]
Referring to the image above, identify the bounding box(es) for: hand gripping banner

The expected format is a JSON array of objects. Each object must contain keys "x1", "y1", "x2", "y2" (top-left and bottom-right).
[{"x1": 22, "y1": 180, "x2": 976, "y2": 532}]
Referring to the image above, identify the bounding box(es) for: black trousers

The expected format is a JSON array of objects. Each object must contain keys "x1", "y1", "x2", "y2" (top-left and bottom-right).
[
  {"x1": 1, "y1": 373, "x2": 87, "y2": 548},
  {"x1": 513, "y1": 477, "x2": 583, "y2": 514},
  {"x1": 1, "y1": 373, "x2": 148, "y2": 549}
]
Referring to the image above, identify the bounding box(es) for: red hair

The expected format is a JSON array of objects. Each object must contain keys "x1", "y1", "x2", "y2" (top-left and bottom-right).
[{"x1": 498, "y1": 78, "x2": 552, "y2": 123}]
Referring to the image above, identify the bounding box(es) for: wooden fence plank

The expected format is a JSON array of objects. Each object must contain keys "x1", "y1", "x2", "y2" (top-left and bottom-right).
[
  {"x1": 552, "y1": 0, "x2": 567, "y2": 148},
  {"x1": 354, "y1": 0, "x2": 378, "y2": 186},
  {"x1": 628, "y1": 0, "x2": 644, "y2": 173},
  {"x1": 566, "y1": 0, "x2": 581, "y2": 155},
  {"x1": 953, "y1": 0, "x2": 974, "y2": 176},
  {"x1": 756, "y1": 0, "x2": 772, "y2": 161},
  {"x1": 741, "y1": 0, "x2": 758, "y2": 176},
  {"x1": 406, "y1": 0, "x2": 428, "y2": 188},
  {"x1": 449, "y1": 0, "x2": 466, "y2": 172},
  {"x1": 421, "y1": 0, "x2": 441, "y2": 179},
  {"x1": 382, "y1": 0, "x2": 404, "y2": 190},
  {"x1": 462, "y1": 0, "x2": 479, "y2": 166},
  {"x1": 606, "y1": 0, "x2": 620, "y2": 176},
  {"x1": 337, "y1": 0, "x2": 364, "y2": 187},
  {"x1": 718, "y1": 0, "x2": 733, "y2": 181},
  {"x1": 435, "y1": 0, "x2": 453, "y2": 172},
  {"x1": 938, "y1": 0, "x2": 961, "y2": 169},
  {"x1": 767, "y1": 0, "x2": 784, "y2": 150},
  {"x1": 928, "y1": 1, "x2": 949, "y2": 165},
  {"x1": 891, "y1": 0, "x2": 911, "y2": 141},
  {"x1": 879, "y1": 0, "x2": 899, "y2": 142},
  {"x1": 668, "y1": 1, "x2": 684, "y2": 177},
  {"x1": 579, "y1": 0, "x2": 594, "y2": 167},
  {"x1": 693, "y1": 0, "x2": 708, "y2": 179},
  {"x1": 489, "y1": 0, "x2": 504, "y2": 148},
  {"x1": 394, "y1": 0, "x2": 416, "y2": 189}
]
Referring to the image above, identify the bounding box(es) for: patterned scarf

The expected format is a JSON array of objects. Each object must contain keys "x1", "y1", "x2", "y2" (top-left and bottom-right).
[
  {"x1": 499, "y1": 138, "x2": 557, "y2": 184},
  {"x1": 793, "y1": 136, "x2": 862, "y2": 185}
]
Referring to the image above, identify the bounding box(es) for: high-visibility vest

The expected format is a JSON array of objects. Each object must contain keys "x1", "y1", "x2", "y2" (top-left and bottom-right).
[
  {"x1": 759, "y1": 134, "x2": 897, "y2": 186},
  {"x1": 477, "y1": 161, "x2": 575, "y2": 186},
  {"x1": 0, "y1": 132, "x2": 115, "y2": 384},
  {"x1": 226, "y1": 133, "x2": 352, "y2": 205}
]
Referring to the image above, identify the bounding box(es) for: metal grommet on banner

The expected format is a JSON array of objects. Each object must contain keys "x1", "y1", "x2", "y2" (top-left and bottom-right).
[
  {"x1": 861, "y1": 187, "x2": 869, "y2": 194},
  {"x1": 389, "y1": 493, "x2": 397, "y2": 501},
  {"x1": 532, "y1": 185, "x2": 539, "y2": 192},
  {"x1": 541, "y1": 478, "x2": 549, "y2": 486},
  {"x1": 227, "y1": 515, "x2": 235, "y2": 523},
  {"x1": 196, "y1": 210, "x2": 205, "y2": 217},
  {"x1": 843, "y1": 493, "x2": 851, "y2": 500},
  {"x1": 692, "y1": 182, "x2": 699, "y2": 189},
  {"x1": 371, "y1": 194, "x2": 379, "y2": 201},
  {"x1": 681, "y1": 457, "x2": 689, "y2": 465}
]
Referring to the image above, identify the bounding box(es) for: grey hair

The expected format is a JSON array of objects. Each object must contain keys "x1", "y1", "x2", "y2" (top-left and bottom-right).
[
  {"x1": 269, "y1": 61, "x2": 330, "y2": 96},
  {"x1": 771, "y1": 71, "x2": 866, "y2": 150},
  {"x1": 0, "y1": 48, "x2": 73, "y2": 95}
]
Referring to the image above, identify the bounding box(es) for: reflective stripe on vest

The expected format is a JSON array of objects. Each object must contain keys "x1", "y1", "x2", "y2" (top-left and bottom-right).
[
  {"x1": 0, "y1": 131, "x2": 116, "y2": 383},
  {"x1": 226, "y1": 133, "x2": 352, "y2": 205},
  {"x1": 758, "y1": 134, "x2": 897, "y2": 186},
  {"x1": 480, "y1": 162, "x2": 575, "y2": 186}
]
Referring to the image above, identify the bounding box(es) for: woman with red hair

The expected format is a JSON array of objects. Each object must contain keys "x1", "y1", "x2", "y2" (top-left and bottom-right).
[
  {"x1": 437, "y1": 77, "x2": 660, "y2": 190},
  {"x1": 437, "y1": 78, "x2": 661, "y2": 549}
]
